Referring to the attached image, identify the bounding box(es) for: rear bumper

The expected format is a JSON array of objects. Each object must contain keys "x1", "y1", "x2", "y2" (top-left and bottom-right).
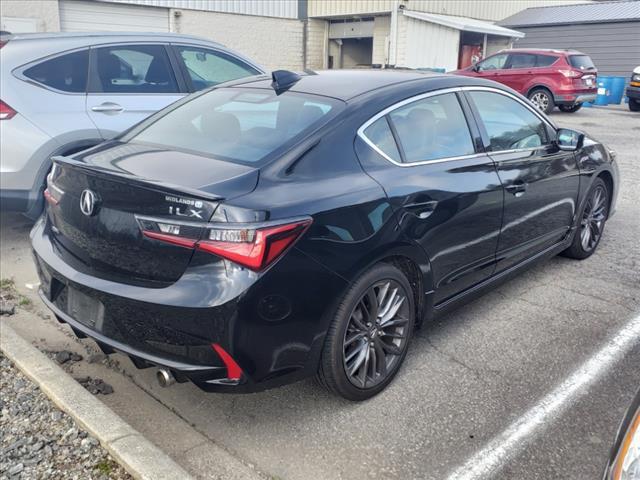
[
  {"x1": 554, "y1": 92, "x2": 597, "y2": 105},
  {"x1": 31, "y1": 215, "x2": 345, "y2": 393}
]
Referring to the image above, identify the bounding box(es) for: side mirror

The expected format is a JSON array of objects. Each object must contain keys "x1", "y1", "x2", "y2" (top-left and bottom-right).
[
  {"x1": 556, "y1": 128, "x2": 584, "y2": 151},
  {"x1": 472, "y1": 64, "x2": 480, "y2": 72}
]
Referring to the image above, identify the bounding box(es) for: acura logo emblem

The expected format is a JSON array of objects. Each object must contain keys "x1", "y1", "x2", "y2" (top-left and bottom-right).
[{"x1": 80, "y1": 189, "x2": 98, "y2": 216}]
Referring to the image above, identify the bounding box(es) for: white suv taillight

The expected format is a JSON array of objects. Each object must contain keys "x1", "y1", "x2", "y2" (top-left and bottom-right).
[{"x1": 0, "y1": 100, "x2": 16, "y2": 120}]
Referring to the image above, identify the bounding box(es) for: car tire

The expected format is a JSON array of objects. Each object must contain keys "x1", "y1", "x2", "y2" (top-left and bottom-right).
[
  {"x1": 528, "y1": 88, "x2": 555, "y2": 114},
  {"x1": 317, "y1": 263, "x2": 415, "y2": 401},
  {"x1": 561, "y1": 178, "x2": 609, "y2": 260},
  {"x1": 559, "y1": 104, "x2": 582, "y2": 113},
  {"x1": 629, "y1": 99, "x2": 640, "y2": 112}
]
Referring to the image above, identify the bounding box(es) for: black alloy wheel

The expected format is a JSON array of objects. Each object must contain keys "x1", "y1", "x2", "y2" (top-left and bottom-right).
[
  {"x1": 562, "y1": 178, "x2": 609, "y2": 259},
  {"x1": 318, "y1": 263, "x2": 415, "y2": 401}
]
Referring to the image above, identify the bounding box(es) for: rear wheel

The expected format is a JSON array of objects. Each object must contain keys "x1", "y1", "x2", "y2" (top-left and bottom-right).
[
  {"x1": 559, "y1": 104, "x2": 582, "y2": 113},
  {"x1": 528, "y1": 88, "x2": 555, "y2": 114},
  {"x1": 317, "y1": 263, "x2": 415, "y2": 401},
  {"x1": 630, "y1": 99, "x2": 640, "y2": 112},
  {"x1": 562, "y1": 178, "x2": 609, "y2": 260}
]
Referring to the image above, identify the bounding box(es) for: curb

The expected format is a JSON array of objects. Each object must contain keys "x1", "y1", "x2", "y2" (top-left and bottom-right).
[{"x1": 1, "y1": 322, "x2": 195, "y2": 480}]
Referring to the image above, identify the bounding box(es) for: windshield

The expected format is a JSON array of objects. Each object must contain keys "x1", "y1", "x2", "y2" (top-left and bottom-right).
[
  {"x1": 127, "y1": 88, "x2": 343, "y2": 165},
  {"x1": 569, "y1": 55, "x2": 595, "y2": 70}
]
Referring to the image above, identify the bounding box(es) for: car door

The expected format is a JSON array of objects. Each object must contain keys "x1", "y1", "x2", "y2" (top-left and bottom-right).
[
  {"x1": 171, "y1": 44, "x2": 261, "y2": 92},
  {"x1": 86, "y1": 43, "x2": 185, "y2": 139},
  {"x1": 474, "y1": 53, "x2": 509, "y2": 84},
  {"x1": 356, "y1": 90, "x2": 504, "y2": 305},
  {"x1": 500, "y1": 53, "x2": 538, "y2": 94},
  {"x1": 464, "y1": 88, "x2": 580, "y2": 273}
]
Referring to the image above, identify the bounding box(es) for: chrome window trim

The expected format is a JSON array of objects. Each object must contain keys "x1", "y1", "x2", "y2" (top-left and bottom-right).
[{"x1": 357, "y1": 85, "x2": 557, "y2": 168}]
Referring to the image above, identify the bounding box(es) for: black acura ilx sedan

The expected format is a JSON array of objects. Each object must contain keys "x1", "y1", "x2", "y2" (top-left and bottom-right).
[{"x1": 32, "y1": 70, "x2": 619, "y2": 400}]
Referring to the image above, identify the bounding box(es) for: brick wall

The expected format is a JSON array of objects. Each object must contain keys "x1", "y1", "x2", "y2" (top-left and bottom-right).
[
  {"x1": 306, "y1": 18, "x2": 327, "y2": 70},
  {"x1": 171, "y1": 8, "x2": 304, "y2": 72},
  {"x1": 372, "y1": 15, "x2": 390, "y2": 65}
]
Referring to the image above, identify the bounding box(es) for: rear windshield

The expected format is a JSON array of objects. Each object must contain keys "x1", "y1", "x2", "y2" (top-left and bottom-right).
[
  {"x1": 126, "y1": 88, "x2": 343, "y2": 165},
  {"x1": 569, "y1": 55, "x2": 595, "y2": 70}
]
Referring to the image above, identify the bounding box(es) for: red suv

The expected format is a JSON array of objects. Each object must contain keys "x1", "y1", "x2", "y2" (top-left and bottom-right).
[{"x1": 453, "y1": 48, "x2": 597, "y2": 114}]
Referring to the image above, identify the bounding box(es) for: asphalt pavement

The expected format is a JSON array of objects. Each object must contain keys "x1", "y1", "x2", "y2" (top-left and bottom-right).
[{"x1": 1, "y1": 104, "x2": 638, "y2": 480}]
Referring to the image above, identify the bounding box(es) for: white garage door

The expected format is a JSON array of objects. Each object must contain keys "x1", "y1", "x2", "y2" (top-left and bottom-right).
[{"x1": 60, "y1": 0, "x2": 169, "y2": 33}]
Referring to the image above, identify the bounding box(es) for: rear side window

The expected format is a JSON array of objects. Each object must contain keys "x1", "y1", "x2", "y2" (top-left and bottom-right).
[
  {"x1": 23, "y1": 50, "x2": 88, "y2": 93},
  {"x1": 508, "y1": 54, "x2": 536, "y2": 69},
  {"x1": 91, "y1": 44, "x2": 178, "y2": 93},
  {"x1": 127, "y1": 88, "x2": 342, "y2": 165},
  {"x1": 175, "y1": 46, "x2": 260, "y2": 91},
  {"x1": 363, "y1": 117, "x2": 401, "y2": 163},
  {"x1": 387, "y1": 93, "x2": 475, "y2": 163},
  {"x1": 569, "y1": 55, "x2": 595, "y2": 70},
  {"x1": 468, "y1": 91, "x2": 548, "y2": 151},
  {"x1": 536, "y1": 55, "x2": 558, "y2": 67}
]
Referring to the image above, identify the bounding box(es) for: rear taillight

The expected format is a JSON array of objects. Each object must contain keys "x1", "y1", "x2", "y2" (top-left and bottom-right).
[
  {"x1": 559, "y1": 69, "x2": 582, "y2": 78},
  {"x1": 138, "y1": 215, "x2": 312, "y2": 271},
  {"x1": 0, "y1": 39, "x2": 8, "y2": 49},
  {"x1": 0, "y1": 100, "x2": 16, "y2": 120}
]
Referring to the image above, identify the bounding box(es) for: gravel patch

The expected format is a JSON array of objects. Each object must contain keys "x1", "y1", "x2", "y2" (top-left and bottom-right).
[{"x1": 0, "y1": 354, "x2": 131, "y2": 479}]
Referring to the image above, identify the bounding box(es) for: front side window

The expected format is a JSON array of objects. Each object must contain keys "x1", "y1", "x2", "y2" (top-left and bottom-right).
[
  {"x1": 387, "y1": 93, "x2": 475, "y2": 163},
  {"x1": 508, "y1": 54, "x2": 537, "y2": 69},
  {"x1": 478, "y1": 53, "x2": 508, "y2": 71},
  {"x1": 92, "y1": 44, "x2": 178, "y2": 93},
  {"x1": 126, "y1": 88, "x2": 342, "y2": 165},
  {"x1": 176, "y1": 46, "x2": 260, "y2": 91},
  {"x1": 24, "y1": 49, "x2": 88, "y2": 93},
  {"x1": 468, "y1": 91, "x2": 548, "y2": 151}
]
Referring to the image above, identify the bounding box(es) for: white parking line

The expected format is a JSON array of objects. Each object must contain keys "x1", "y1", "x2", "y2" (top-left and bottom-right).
[{"x1": 447, "y1": 314, "x2": 640, "y2": 480}]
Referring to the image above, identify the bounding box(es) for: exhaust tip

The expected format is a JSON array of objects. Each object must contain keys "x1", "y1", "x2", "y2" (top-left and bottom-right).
[{"x1": 156, "y1": 368, "x2": 175, "y2": 388}]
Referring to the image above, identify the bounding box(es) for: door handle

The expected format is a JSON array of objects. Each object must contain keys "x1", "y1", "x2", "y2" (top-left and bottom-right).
[
  {"x1": 505, "y1": 182, "x2": 527, "y2": 196},
  {"x1": 91, "y1": 102, "x2": 124, "y2": 114},
  {"x1": 406, "y1": 200, "x2": 438, "y2": 219}
]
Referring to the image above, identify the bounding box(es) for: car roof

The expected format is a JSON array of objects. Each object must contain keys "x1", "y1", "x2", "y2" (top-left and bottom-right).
[
  {"x1": 0, "y1": 31, "x2": 223, "y2": 45},
  {"x1": 500, "y1": 48, "x2": 585, "y2": 55},
  {"x1": 232, "y1": 69, "x2": 457, "y2": 101}
]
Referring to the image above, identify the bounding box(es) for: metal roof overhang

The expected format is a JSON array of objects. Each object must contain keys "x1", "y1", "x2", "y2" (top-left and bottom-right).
[{"x1": 403, "y1": 10, "x2": 525, "y2": 38}]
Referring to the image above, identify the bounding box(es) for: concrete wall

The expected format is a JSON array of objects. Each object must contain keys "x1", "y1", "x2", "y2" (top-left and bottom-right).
[
  {"x1": 0, "y1": 0, "x2": 60, "y2": 32},
  {"x1": 486, "y1": 36, "x2": 512, "y2": 56},
  {"x1": 170, "y1": 8, "x2": 304, "y2": 71},
  {"x1": 372, "y1": 15, "x2": 390, "y2": 65},
  {"x1": 512, "y1": 22, "x2": 640, "y2": 77},
  {"x1": 306, "y1": 18, "x2": 328, "y2": 70}
]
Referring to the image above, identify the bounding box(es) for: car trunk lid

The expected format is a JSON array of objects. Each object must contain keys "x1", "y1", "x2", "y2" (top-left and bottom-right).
[{"x1": 46, "y1": 143, "x2": 259, "y2": 286}]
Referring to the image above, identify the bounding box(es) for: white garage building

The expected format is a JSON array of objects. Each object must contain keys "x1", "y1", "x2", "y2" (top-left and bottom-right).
[{"x1": 2, "y1": 0, "x2": 590, "y2": 72}]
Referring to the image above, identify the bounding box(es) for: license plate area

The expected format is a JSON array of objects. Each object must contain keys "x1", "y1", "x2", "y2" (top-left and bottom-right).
[{"x1": 67, "y1": 287, "x2": 104, "y2": 331}]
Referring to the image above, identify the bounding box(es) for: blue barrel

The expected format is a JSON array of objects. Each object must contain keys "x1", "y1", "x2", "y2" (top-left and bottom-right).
[
  {"x1": 607, "y1": 76, "x2": 626, "y2": 104},
  {"x1": 594, "y1": 76, "x2": 612, "y2": 106}
]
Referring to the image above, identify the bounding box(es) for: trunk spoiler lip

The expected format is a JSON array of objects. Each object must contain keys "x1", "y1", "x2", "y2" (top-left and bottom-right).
[{"x1": 51, "y1": 155, "x2": 223, "y2": 202}]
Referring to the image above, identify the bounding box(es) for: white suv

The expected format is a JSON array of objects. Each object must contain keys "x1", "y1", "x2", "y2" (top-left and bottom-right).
[{"x1": 0, "y1": 32, "x2": 263, "y2": 217}]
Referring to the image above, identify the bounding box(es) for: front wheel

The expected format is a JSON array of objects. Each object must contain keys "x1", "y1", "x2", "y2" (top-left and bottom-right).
[
  {"x1": 528, "y1": 88, "x2": 555, "y2": 114},
  {"x1": 562, "y1": 178, "x2": 609, "y2": 260},
  {"x1": 630, "y1": 98, "x2": 640, "y2": 112},
  {"x1": 559, "y1": 104, "x2": 582, "y2": 113},
  {"x1": 317, "y1": 263, "x2": 415, "y2": 401}
]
